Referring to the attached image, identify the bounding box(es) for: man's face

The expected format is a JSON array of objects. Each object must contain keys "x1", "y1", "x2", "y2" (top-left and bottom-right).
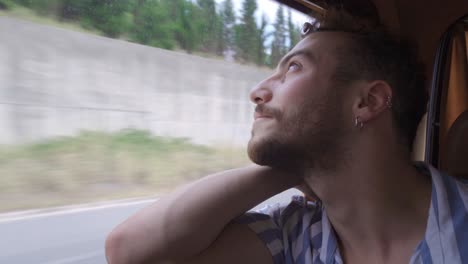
[{"x1": 247, "y1": 32, "x2": 351, "y2": 171}]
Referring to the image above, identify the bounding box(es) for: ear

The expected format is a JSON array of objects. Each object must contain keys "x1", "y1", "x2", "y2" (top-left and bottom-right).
[{"x1": 353, "y1": 80, "x2": 392, "y2": 124}]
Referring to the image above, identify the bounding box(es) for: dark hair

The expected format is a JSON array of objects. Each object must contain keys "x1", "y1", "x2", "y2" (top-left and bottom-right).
[{"x1": 302, "y1": 6, "x2": 428, "y2": 152}]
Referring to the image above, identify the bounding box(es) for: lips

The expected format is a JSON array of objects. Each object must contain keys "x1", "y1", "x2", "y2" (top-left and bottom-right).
[
  {"x1": 254, "y1": 112, "x2": 273, "y2": 120},
  {"x1": 253, "y1": 105, "x2": 279, "y2": 122}
]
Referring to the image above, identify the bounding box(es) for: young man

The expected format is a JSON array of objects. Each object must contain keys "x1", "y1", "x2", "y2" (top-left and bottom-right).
[{"x1": 105, "y1": 8, "x2": 468, "y2": 264}]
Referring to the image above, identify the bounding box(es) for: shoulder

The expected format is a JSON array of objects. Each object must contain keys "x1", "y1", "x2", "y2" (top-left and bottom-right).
[
  {"x1": 238, "y1": 195, "x2": 322, "y2": 229},
  {"x1": 234, "y1": 195, "x2": 323, "y2": 264},
  {"x1": 430, "y1": 164, "x2": 468, "y2": 205},
  {"x1": 423, "y1": 165, "x2": 468, "y2": 263},
  {"x1": 417, "y1": 162, "x2": 468, "y2": 203}
]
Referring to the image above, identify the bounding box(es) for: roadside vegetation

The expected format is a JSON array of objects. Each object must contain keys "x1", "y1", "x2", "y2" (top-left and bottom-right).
[
  {"x1": 0, "y1": 0, "x2": 303, "y2": 67},
  {"x1": 0, "y1": 130, "x2": 249, "y2": 212}
]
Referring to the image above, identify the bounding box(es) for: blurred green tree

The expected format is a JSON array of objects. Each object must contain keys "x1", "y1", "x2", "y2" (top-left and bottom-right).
[
  {"x1": 255, "y1": 14, "x2": 268, "y2": 66},
  {"x1": 6, "y1": 0, "x2": 299, "y2": 67},
  {"x1": 236, "y1": 0, "x2": 259, "y2": 64},
  {"x1": 80, "y1": 0, "x2": 134, "y2": 37},
  {"x1": 160, "y1": 0, "x2": 194, "y2": 52},
  {"x1": 0, "y1": 0, "x2": 15, "y2": 10},
  {"x1": 196, "y1": 0, "x2": 220, "y2": 53},
  {"x1": 219, "y1": 0, "x2": 236, "y2": 55},
  {"x1": 270, "y1": 5, "x2": 288, "y2": 66},
  {"x1": 131, "y1": 0, "x2": 176, "y2": 49},
  {"x1": 10, "y1": 0, "x2": 62, "y2": 16},
  {"x1": 287, "y1": 9, "x2": 301, "y2": 50},
  {"x1": 59, "y1": 0, "x2": 82, "y2": 20}
]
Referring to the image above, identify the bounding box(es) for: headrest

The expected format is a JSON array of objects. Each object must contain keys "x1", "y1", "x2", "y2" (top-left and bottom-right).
[{"x1": 445, "y1": 110, "x2": 468, "y2": 178}]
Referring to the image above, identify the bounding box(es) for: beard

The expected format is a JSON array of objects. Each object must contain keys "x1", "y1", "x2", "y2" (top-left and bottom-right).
[{"x1": 247, "y1": 90, "x2": 349, "y2": 173}]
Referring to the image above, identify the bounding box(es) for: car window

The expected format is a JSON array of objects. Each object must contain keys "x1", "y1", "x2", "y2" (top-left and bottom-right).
[
  {"x1": 0, "y1": 1, "x2": 308, "y2": 263},
  {"x1": 427, "y1": 15, "x2": 468, "y2": 171},
  {"x1": 0, "y1": 0, "x2": 308, "y2": 212}
]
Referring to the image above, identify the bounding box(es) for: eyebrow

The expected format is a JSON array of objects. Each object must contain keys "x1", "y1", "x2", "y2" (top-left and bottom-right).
[{"x1": 277, "y1": 49, "x2": 316, "y2": 70}]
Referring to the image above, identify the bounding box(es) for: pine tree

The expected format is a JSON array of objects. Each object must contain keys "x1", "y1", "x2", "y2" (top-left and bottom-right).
[
  {"x1": 161, "y1": 0, "x2": 205, "y2": 53},
  {"x1": 131, "y1": 0, "x2": 176, "y2": 49},
  {"x1": 236, "y1": 0, "x2": 258, "y2": 63},
  {"x1": 270, "y1": 5, "x2": 288, "y2": 66},
  {"x1": 220, "y1": 0, "x2": 236, "y2": 56},
  {"x1": 287, "y1": 9, "x2": 301, "y2": 50},
  {"x1": 197, "y1": 0, "x2": 219, "y2": 53},
  {"x1": 255, "y1": 14, "x2": 268, "y2": 66}
]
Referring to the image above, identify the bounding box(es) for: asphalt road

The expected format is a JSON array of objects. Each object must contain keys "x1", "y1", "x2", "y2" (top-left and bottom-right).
[{"x1": 0, "y1": 189, "x2": 300, "y2": 264}]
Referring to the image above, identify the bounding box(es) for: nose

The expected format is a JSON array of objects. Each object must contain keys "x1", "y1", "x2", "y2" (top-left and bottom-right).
[{"x1": 249, "y1": 77, "x2": 273, "y2": 105}]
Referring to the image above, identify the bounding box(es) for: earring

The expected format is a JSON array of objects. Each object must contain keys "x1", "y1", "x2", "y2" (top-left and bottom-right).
[
  {"x1": 354, "y1": 116, "x2": 364, "y2": 129},
  {"x1": 386, "y1": 96, "x2": 393, "y2": 108}
]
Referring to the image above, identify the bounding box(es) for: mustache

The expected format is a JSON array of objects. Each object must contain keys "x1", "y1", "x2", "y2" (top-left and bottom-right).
[{"x1": 255, "y1": 105, "x2": 282, "y2": 119}]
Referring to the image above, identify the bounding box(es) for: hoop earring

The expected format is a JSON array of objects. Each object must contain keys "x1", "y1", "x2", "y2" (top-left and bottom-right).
[
  {"x1": 354, "y1": 116, "x2": 364, "y2": 129},
  {"x1": 386, "y1": 96, "x2": 393, "y2": 108}
]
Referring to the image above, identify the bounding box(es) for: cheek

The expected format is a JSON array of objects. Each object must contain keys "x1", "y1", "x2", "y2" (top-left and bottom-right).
[
  {"x1": 279, "y1": 71, "x2": 328, "y2": 101},
  {"x1": 280, "y1": 83, "x2": 336, "y2": 131},
  {"x1": 277, "y1": 75, "x2": 325, "y2": 114}
]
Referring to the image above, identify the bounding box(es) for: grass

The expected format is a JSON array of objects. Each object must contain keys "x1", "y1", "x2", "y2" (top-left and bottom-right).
[{"x1": 0, "y1": 130, "x2": 249, "y2": 212}]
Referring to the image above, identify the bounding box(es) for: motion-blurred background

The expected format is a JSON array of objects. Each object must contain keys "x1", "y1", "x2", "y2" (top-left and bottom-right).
[{"x1": 0, "y1": 0, "x2": 308, "y2": 213}]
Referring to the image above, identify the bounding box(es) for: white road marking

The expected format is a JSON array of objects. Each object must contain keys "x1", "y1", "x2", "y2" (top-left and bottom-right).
[
  {"x1": 42, "y1": 250, "x2": 103, "y2": 264},
  {"x1": 0, "y1": 198, "x2": 158, "y2": 223}
]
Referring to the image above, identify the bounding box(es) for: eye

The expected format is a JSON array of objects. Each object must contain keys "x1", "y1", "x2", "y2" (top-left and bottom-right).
[{"x1": 287, "y1": 62, "x2": 301, "y2": 72}]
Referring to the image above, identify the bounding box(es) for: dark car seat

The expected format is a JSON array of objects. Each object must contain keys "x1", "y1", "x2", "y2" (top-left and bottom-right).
[{"x1": 444, "y1": 110, "x2": 468, "y2": 179}]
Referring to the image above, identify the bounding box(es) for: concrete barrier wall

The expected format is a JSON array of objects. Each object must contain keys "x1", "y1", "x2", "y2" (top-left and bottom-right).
[{"x1": 0, "y1": 16, "x2": 273, "y2": 146}]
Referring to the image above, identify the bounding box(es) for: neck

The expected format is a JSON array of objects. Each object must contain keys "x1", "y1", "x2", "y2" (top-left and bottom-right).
[{"x1": 303, "y1": 143, "x2": 432, "y2": 261}]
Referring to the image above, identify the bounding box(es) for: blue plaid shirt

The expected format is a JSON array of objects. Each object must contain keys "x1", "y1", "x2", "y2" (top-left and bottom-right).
[{"x1": 237, "y1": 163, "x2": 468, "y2": 264}]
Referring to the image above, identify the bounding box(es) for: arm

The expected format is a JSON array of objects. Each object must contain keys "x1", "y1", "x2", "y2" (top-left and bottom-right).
[{"x1": 105, "y1": 165, "x2": 300, "y2": 264}]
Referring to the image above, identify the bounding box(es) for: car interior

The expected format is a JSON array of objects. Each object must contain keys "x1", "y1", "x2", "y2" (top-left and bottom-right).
[
  {"x1": 439, "y1": 23, "x2": 468, "y2": 180},
  {"x1": 4, "y1": 1, "x2": 468, "y2": 263}
]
